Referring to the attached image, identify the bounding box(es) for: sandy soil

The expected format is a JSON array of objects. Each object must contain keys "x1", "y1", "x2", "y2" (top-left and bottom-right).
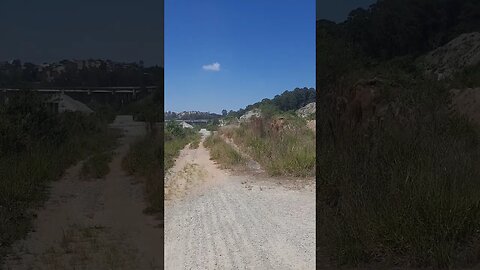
[
  {"x1": 164, "y1": 132, "x2": 316, "y2": 269},
  {"x1": 3, "y1": 116, "x2": 162, "y2": 270}
]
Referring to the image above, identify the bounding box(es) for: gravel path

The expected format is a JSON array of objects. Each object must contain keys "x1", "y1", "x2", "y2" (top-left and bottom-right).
[
  {"x1": 165, "y1": 134, "x2": 316, "y2": 269},
  {"x1": 3, "y1": 116, "x2": 163, "y2": 270}
]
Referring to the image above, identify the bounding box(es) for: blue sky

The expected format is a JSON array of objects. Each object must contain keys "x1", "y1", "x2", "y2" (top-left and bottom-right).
[
  {"x1": 0, "y1": 0, "x2": 163, "y2": 66},
  {"x1": 165, "y1": 0, "x2": 315, "y2": 113}
]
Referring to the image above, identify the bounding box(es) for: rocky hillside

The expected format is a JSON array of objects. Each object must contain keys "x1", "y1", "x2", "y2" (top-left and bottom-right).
[
  {"x1": 296, "y1": 102, "x2": 316, "y2": 118},
  {"x1": 423, "y1": 32, "x2": 480, "y2": 80},
  {"x1": 239, "y1": 108, "x2": 261, "y2": 121}
]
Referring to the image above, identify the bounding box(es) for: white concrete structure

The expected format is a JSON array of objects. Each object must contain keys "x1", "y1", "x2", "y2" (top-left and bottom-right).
[
  {"x1": 49, "y1": 93, "x2": 93, "y2": 114},
  {"x1": 180, "y1": 121, "x2": 193, "y2": 129}
]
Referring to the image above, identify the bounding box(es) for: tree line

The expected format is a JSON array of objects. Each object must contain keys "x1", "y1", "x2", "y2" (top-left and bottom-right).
[
  {"x1": 317, "y1": 0, "x2": 480, "y2": 89},
  {"x1": 226, "y1": 87, "x2": 316, "y2": 118},
  {"x1": 0, "y1": 59, "x2": 163, "y2": 88}
]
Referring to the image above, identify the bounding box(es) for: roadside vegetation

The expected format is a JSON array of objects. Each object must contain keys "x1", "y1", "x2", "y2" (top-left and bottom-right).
[
  {"x1": 189, "y1": 134, "x2": 201, "y2": 149},
  {"x1": 80, "y1": 151, "x2": 114, "y2": 179},
  {"x1": 318, "y1": 70, "x2": 480, "y2": 267},
  {"x1": 204, "y1": 133, "x2": 246, "y2": 169},
  {"x1": 317, "y1": 0, "x2": 480, "y2": 267},
  {"x1": 122, "y1": 120, "x2": 199, "y2": 214},
  {"x1": 219, "y1": 101, "x2": 316, "y2": 178},
  {"x1": 0, "y1": 91, "x2": 119, "y2": 262},
  {"x1": 164, "y1": 121, "x2": 200, "y2": 170},
  {"x1": 121, "y1": 90, "x2": 164, "y2": 214},
  {"x1": 122, "y1": 131, "x2": 163, "y2": 214}
]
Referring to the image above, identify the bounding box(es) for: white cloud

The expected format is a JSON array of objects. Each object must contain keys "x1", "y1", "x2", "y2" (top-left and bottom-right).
[{"x1": 202, "y1": 62, "x2": 220, "y2": 71}]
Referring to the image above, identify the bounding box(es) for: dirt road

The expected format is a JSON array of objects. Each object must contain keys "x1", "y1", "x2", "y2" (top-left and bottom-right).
[
  {"x1": 3, "y1": 116, "x2": 162, "y2": 270},
  {"x1": 165, "y1": 131, "x2": 316, "y2": 269}
]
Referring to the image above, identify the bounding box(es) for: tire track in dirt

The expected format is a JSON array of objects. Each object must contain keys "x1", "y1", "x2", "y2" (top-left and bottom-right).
[{"x1": 164, "y1": 133, "x2": 315, "y2": 269}]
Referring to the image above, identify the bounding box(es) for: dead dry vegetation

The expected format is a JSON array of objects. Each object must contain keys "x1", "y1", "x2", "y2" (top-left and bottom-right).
[
  {"x1": 122, "y1": 121, "x2": 200, "y2": 214},
  {"x1": 318, "y1": 59, "x2": 480, "y2": 268},
  {"x1": 0, "y1": 92, "x2": 119, "y2": 264},
  {"x1": 203, "y1": 133, "x2": 246, "y2": 169},
  {"x1": 210, "y1": 114, "x2": 315, "y2": 178},
  {"x1": 122, "y1": 131, "x2": 163, "y2": 215}
]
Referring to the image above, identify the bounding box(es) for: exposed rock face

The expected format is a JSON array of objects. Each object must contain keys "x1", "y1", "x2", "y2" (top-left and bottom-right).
[
  {"x1": 450, "y1": 88, "x2": 480, "y2": 126},
  {"x1": 239, "y1": 108, "x2": 261, "y2": 121},
  {"x1": 296, "y1": 102, "x2": 316, "y2": 118},
  {"x1": 423, "y1": 32, "x2": 480, "y2": 80}
]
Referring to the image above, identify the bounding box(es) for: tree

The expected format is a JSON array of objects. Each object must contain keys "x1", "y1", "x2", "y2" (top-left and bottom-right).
[{"x1": 222, "y1": 109, "x2": 227, "y2": 116}]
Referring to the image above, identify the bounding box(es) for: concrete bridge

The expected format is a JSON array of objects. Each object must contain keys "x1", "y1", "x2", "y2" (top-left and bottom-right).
[{"x1": 1, "y1": 86, "x2": 158, "y2": 107}]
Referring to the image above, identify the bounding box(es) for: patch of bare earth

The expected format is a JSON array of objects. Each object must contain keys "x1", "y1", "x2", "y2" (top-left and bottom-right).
[
  {"x1": 165, "y1": 132, "x2": 316, "y2": 269},
  {"x1": 3, "y1": 116, "x2": 162, "y2": 270}
]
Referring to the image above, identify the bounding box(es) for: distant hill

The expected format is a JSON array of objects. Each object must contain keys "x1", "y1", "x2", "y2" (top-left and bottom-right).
[
  {"x1": 227, "y1": 87, "x2": 316, "y2": 118},
  {"x1": 165, "y1": 111, "x2": 221, "y2": 121},
  {"x1": 317, "y1": 0, "x2": 480, "y2": 89}
]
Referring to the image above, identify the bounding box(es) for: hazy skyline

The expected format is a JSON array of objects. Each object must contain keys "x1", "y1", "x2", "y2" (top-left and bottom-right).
[
  {"x1": 165, "y1": 0, "x2": 315, "y2": 114},
  {"x1": 0, "y1": 0, "x2": 163, "y2": 66}
]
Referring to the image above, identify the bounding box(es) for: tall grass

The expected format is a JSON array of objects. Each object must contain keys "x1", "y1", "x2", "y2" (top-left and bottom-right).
[
  {"x1": 189, "y1": 135, "x2": 201, "y2": 149},
  {"x1": 224, "y1": 115, "x2": 315, "y2": 177},
  {"x1": 318, "y1": 71, "x2": 480, "y2": 267},
  {"x1": 0, "y1": 95, "x2": 119, "y2": 261},
  {"x1": 80, "y1": 151, "x2": 114, "y2": 179},
  {"x1": 122, "y1": 122, "x2": 199, "y2": 214},
  {"x1": 204, "y1": 134, "x2": 246, "y2": 168},
  {"x1": 164, "y1": 123, "x2": 200, "y2": 170},
  {"x1": 122, "y1": 132, "x2": 163, "y2": 214}
]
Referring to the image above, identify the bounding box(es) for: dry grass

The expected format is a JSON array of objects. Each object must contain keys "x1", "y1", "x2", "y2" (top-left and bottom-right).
[
  {"x1": 317, "y1": 70, "x2": 480, "y2": 268},
  {"x1": 80, "y1": 152, "x2": 114, "y2": 179},
  {"x1": 0, "y1": 111, "x2": 120, "y2": 263},
  {"x1": 204, "y1": 133, "x2": 246, "y2": 168},
  {"x1": 36, "y1": 224, "x2": 140, "y2": 270},
  {"x1": 122, "y1": 133, "x2": 163, "y2": 214},
  {"x1": 223, "y1": 115, "x2": 315, "y2": 177}
]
